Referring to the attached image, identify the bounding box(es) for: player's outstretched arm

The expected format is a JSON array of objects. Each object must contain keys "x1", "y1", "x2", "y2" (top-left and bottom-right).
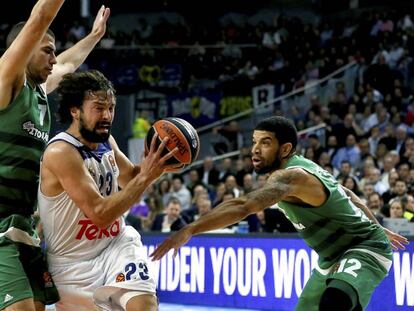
[
  {"x1": 46, "y1": 5, "x2": 110, "y2": 93},
  {"x1": 0, "y1": 0, "x2": 65, "y2": 109},
  {"x1": 150, "y1": 168, "x2": 317, "y2": 260}
]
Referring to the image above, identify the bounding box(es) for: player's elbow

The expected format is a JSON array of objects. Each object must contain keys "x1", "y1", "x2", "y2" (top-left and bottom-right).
[{"x1": 85, "y1": 204, "x2": 114, "y2": 229}]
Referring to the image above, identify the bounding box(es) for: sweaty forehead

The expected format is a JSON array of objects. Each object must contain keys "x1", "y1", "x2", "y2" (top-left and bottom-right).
[
  {"x1": 253, "y1": 130, "x2": 276, "y2": 140},
  {"x1": 85, "y1": 90, "x2": 115, "y2": 103}
]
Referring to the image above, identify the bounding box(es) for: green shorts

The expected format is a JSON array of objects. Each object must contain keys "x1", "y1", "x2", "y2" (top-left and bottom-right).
[
  {"x1": 0, "y1": 236, "x2": 59, "y2": 309},
  {"x1": 296, "y1": 249, "x2": 392, "y2": 311}
]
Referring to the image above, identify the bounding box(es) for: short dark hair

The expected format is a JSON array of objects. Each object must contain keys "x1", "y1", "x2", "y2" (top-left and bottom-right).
[
  {"x1": 56, "y1": 70, "x2": 115, "y2": 124},
  {"x1": 6, "y1": 22, "x2": 55, "y2": 48},
  {"x1": 167, "y1": 197, "x2": 181, "y2": 207},
  {"x1": 255, "y1": 116, "x2": 298, "y2": 149}
]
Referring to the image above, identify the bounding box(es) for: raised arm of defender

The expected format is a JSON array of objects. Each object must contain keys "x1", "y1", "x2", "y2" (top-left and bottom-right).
[
  {"x1": 0, "y1": 0, "x2": 65, "y2": 110},
  {"x1": 45, "y1": 5, "x2": 110, "y2": 93}
]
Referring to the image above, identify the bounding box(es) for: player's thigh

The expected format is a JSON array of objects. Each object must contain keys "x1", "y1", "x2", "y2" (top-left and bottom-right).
[
  {"x1": 295, "y1": 269, "x2": 328, "y2": 311},
  {"x1": 0, "y1": 239, "x2": 34, "y2": 310},
  {"x1": 105, "y1": 228, "x2": 156, "y2": 293},
  {"x1": 329, "y1": 250, "x2": 391, "y2": 309}
]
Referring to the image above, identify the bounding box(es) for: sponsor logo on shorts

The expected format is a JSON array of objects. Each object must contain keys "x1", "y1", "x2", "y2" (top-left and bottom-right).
[
  {"x1": 76, "y1": 219, "x2": 121, "y2": 240},
  {"x1": 43, "y1": 271, "x2": 54, "y2": 288},
  {"x1": 116, "y1": 273, "x2": 125, "y2": 282},
  {"x1": 3, "y1": 294, "x2": 13, "y2": 303}
]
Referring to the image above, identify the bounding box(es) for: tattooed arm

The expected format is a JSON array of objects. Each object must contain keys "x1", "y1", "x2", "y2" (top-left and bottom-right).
[{"x1": 150, "y1": 168, "x2": 327, "y2": 260}]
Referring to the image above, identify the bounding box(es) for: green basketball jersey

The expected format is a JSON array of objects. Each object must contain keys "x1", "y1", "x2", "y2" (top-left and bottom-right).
[
  {"x1": 277, "y1": 155, "x2": 392, "y2": 269},
  {"x1": 0, "y1": 82, "x2": 50, "y2": 218}
]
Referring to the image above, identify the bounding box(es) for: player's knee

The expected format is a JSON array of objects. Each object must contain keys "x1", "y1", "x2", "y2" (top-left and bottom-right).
[
  {"x1": 126, "y1": 294, "x2": 158, "y2": 311},
  {"x1": 319, "y1": 287, "x2": 352, "y2": 311}
]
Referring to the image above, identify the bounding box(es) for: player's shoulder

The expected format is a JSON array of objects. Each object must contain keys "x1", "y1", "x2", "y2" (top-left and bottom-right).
[{"x1": 43, "y1": 140, "x2": 80, "y2": 162}]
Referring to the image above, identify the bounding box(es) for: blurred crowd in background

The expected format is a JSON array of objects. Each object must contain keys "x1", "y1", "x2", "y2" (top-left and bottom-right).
[{"x1": 2, "y1": 2, "x2": 412, "y2": 234}]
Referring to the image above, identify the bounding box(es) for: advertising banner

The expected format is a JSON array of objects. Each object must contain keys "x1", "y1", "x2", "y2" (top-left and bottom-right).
[{"x1": 142, "y1": 233, "x2": 414, "y2": 311}]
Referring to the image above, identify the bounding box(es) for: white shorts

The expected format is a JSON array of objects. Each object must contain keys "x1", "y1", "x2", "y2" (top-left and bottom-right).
[{"x1": 50, "y1": 226, "x2": 157, "y2": 311}]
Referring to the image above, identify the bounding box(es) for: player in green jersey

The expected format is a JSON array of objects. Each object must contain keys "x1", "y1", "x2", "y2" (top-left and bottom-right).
[
  {"x1": 151, "y1": 116, "x2": 409, "y2": 311},
  {"x1": 0, "y1": 1, "x2": 110, "y2": 310}
]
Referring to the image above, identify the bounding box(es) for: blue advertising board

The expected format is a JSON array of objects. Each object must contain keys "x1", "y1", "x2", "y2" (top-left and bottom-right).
[{"x1": 141, "y1": 233, "x2": 414, "y2": 311}]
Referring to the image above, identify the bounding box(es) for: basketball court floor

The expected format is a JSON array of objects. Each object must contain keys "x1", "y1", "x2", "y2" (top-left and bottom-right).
[
  {"x1": 46, "y1": 303, "x2": 256, "y2": 310},
  {"x1": 159, "y1": 304, "x2": 256, "y2": 311}
]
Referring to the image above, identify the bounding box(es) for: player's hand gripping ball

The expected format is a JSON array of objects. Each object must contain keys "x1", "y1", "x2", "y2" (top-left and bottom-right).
[{"x1": 145, "y1": 117, "x2": 200, "y2": 172}]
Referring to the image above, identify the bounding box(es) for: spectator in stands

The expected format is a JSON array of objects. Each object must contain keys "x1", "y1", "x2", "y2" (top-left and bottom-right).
[
  {"x1": 396, "y1": 162, "x2": 411, "y2": 183},
  {"x1": 342, "y1": 176, "x2": 363, "y2": 197},
  {"x1": 402, "y1": 194, "x2": 414, "y2": 221},
  {"x1": 367, "y1": 167, "x2": 388, "y2": 195},
  {"x1": 236, "y1": 155, "x2": 254, "y2": 187},
  {"x1": 190, "y1": 184, "x2": 210, "y2": 209},
  {"x1": 308, "y1": 134, "x2": 325, "y2": 161},
  {"x1": 367, "y1": 192, "x2": 386, "y2": 223},
  {"x1": 388, "y1": 198, "x2": 406, "y2": 219},
  {"x1": 382, "y1": 170, "x2": 400, "y2": 203},
  {"x1": 210, "y1": 126, "x2": 231, "y2": 155},
  {"x1": 317, "y1": 152, "x2": 331, "y2": 168},
  {"x1": 336, "y1": 160, "x2": 353, "y2": 182},
  {"x1": 171, "y1": 175, "x2": 192, "y2": 210},
  {"x1": 381, "y1": 154, "x2": 396, "y2": 188},
  {"x1": 362, "y1": 182, "x2": 376, "y2": 200},
  {"x1": 224, "y1": 174, "x2": 243, "y2": 198},
  {"x1": 151, "y1": 197, "x2": 187, "y2": 232},
  {"x1": 182, "y1": 197, "x2": 212, "y2": 224},
  {"x1": 197, "y1": 156, "x2": 220, "y2": 187},
  {"x1": 332, "y1": 134, "x2": 361, "y2": 170},
  {"x1": 217, "y1": 121, "x2": 244, "y2": 152},
  {"x1": 186, "y1": 169, "x2": 205, "y2": 195},
  {"x1": 157, "y1": 177, "x2": 172, "y2": 208},
  {"x1": 325, "y1": 135, "x2": 339, "y2": 159},
  {"x1": 218, "y1": 158, "x2": 234, "y2": 182},
  {"x1": 331, "y1": 114, "x2": 363, "y2": 147},
  {"x1": 358, "y1": 138, "x2": 372, "y2": 161},
  {"x1": 213, "y1": 182, "x2": 226, "y2": 207}
]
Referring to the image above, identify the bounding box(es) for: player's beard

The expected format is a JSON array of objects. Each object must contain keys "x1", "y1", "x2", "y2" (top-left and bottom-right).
[
  {"x1": 254, "y1": 152, "x2": 282, "y2": 175},
  {"x1": 79, "y1": 115, "x2": 111, "y2": 143}
]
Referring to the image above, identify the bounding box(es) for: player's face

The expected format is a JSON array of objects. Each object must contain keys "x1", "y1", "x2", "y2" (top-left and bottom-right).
[
  {"x1": 251, "y1": 130, "x2": 281, "y2": 174},
  {"x1": 79, "y1": 90, "x2": 116, "y2": 143},
  {"x1": 27, "y1": 34, "x2": 57, "y2": 84}
]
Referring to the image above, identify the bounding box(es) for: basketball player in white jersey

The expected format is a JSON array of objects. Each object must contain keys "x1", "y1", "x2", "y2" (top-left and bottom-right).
[{"x1": 38, "y1": 70, "x2": 179, "y2": 311}]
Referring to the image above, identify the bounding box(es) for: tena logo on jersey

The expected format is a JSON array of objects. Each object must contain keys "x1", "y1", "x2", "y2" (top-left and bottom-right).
[
  {"x1": 76, "y1": 219, "x2": 121, "y2": 240},
  {"x1": 22, "y1": 121, "x2": 49, "y2": 142}
]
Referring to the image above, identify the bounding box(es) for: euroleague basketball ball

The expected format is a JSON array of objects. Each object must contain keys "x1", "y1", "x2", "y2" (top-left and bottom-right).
[{"x1": 145, "y1": 117, "x2": 200, "y2": 171}]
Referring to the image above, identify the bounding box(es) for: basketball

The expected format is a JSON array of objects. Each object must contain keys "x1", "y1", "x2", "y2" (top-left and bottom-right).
[{"x1": 145, "y1": 117, "x2": 200, "y2": 171}]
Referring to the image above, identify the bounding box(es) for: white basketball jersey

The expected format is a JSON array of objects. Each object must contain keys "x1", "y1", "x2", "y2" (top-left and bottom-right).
[{"x1": 38, "y1": 132, "x2": 124, "y2": 263}]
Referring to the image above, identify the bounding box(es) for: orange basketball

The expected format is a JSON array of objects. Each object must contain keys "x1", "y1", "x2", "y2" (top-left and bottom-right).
[{"x1": 145, "y1": 117, "x2": 200, "y2": 171}]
